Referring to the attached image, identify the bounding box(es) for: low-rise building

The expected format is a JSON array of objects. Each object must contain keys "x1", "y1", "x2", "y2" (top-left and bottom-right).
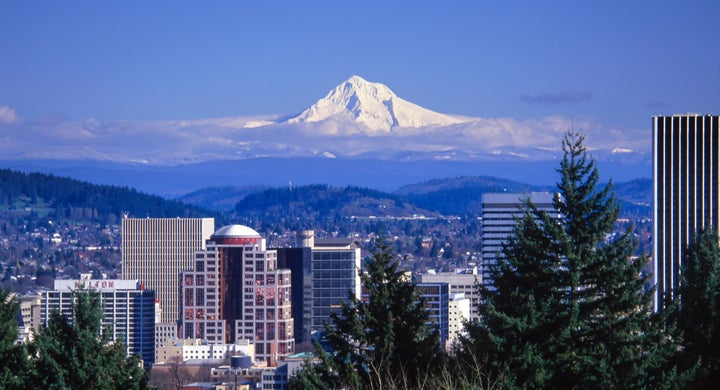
[{"x1": 157, "y1": 338, "x2": 255, "y2": 364}]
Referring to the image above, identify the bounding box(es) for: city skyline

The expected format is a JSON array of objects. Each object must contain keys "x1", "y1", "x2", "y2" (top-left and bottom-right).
[{"x1": 1, "y1": 1, "x2": 718, "y2": 146}]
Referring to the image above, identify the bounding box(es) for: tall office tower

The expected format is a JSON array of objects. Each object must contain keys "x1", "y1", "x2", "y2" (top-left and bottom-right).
[
  {"x1": 41, "y1": 276, "x2": 156, "y2": 366},
  {"x1": 274, "y1": 246, "x2": 312, "y2": 345},
  {"x1": 481, "y1": 192, "x2": 558, "y2": 287},
  {"x1": 419, "y1": 268, "x2": 481, "y2": 322},
  {"x1": 653, "y1": 114, "x2": 720, "y2": 310},
  {"x1": 121, "y1": 217, "x2": 215, "y2": 324},
  {"x1": 303, "y1": 231, "x2": 362, "y2": 340},
  {"x1": 179, "y1": 225, "x2": 294, "y2": 365},
  {"x1": 416, "y1": 282, "x2": 450, "y2": 347},
  {"x1": 274, "y1": 230, "x2": 362, "y2": 344}
]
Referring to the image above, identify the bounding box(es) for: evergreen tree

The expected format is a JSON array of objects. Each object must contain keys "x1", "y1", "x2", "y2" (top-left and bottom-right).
[
  {"x1": 28, "y1": 289, "x2": 149, "y2": 389},
  {"x1": 0, "y1": 287, "x2": 30, "y2": 389},
  {"x1": 290, "y1": 237, "x2": 441, "y2": 389},
  {"x1": 678, "y1": 228, "x2": 720, "y2": 387},
  {"x1": 462, "y1": 132, "x2": 681, "y2": 388}
]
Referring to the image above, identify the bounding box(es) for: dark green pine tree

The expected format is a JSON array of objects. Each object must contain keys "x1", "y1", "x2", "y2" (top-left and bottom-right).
[
  {"x1": 290, "y1": 237, "x2": 441, "y2": 389},
  {"x1": 28, "y1": 289, "x2": 149, "y2": 390},
  {"x1": 0, "y1": 287, "x2": 31, "y2": 389},
  {"x1": 678, "y1": 228, "x2": 720, "y2": 387},
  {"x1": 462, "y1": 132, "x2": 681, "y2": 388}
]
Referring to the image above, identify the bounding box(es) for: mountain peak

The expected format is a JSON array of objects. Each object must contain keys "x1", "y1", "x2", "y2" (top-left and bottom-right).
[{"x1": 288, "y1": 75, "x2": 465, "y2": 132}]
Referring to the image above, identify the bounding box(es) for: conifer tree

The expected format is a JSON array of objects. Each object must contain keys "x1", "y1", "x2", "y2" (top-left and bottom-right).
[
  {"x1": 28, "y1": 289, "x2": 149, "y2": 389},
  {"x1": 290, "y1": 237, "x2": 441, "y2": 389},
  {"x1": 462, "y1": 132, "x2": 681, "y2": 388},
  {"x1": 678, "y1": 228, "x2": 720, "y2": 387},
  {"x1": 0, "y1": 287, "x2": 30, "y2": 389}
]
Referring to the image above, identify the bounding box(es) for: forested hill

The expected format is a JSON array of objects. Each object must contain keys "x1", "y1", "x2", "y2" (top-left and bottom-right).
[
  {"x1": 233, "y1": 184, "x2": 439, "y2": 227},
  {"x1": 0, "y1": 169, "x2": 218, "y2": 224}
]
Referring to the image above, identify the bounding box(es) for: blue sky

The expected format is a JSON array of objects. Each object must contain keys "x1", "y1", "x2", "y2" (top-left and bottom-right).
[{"x1": 1, "y1": 0, "x2": 718, "y2": 133}]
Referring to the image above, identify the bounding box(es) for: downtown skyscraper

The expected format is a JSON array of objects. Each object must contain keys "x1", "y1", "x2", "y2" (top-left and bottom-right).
[
  {"x1": 653, "y1": 114, "x2": 720, "y2": 310},
  {"x1": 481, "y1": 192, "x2": 558, "y2": 288},
  {"x1": 179, "y1": 224, "x2": 294, "y2": 365},
  {"x1": 121, "y1": 217, "x2": 215, "y2": 324}
]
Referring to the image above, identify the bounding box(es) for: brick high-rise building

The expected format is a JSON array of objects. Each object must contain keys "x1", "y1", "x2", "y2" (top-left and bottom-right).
[{"x1": 179, "y1": 225, "x2": 294, "y2": 365}]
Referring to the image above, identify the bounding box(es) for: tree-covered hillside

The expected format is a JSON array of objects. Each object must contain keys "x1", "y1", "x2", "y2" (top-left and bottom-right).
[
  {"x1": 234, "y1": 184, "x2": 439, "y2": 227},
  {"x1": 0, "y1": 169, "x2": 219, "y2": 224},
  {"x1": 395, "y1": 175, "x2": 551, "y2": 216},
  {"x1": 0, "y1": 169, "x2": 219, "y2": 292}
]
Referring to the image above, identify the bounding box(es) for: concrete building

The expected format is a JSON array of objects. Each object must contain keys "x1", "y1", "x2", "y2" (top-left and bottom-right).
[
  {"x1": 155, "y1": 322, "x2": 177, "y2": 361},
  {"x1": 156, "y1": 338, "x2": 255, "y2": 363},
  {"x1": 416, "y1": 282, "x2": 450, "y2": 347},
  {"x1": 121, "y1": 217, "x2": 215, "y2": 324},
  {"x1": 448, "y1": 292, "x2": 470, "y2": 349},
  {"x1": 18, "y1": 294, "x2": 42, "y2": 331},
  {"x1": 419, "y1": 268, "x2": 481, "y2": 322},
  {"x1": 179, "y1": 225, "x2": 294, "y2": 365},
  {"x1": 481, "y1": 192, "x2": 558, "y2": 287},
  {"x1": 653, "y1": 114, "x2": 720, "y2": 310},
  {"x1": 41, "y1": 276, "x2": 156, "y2": 366}
]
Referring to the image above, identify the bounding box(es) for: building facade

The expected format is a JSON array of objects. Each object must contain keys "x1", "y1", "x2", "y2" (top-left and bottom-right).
[
  {"x1": 419, "y1": 268, "x2": 481, "y2": 322},
  {"x1": 416, "y1": 282, "x2": 450, "y2": 347},
  {"x1": 121, "y1": 217, "x2": 215, "y2": 324},
  {"x1": 40, "y1": 277, "x2": 156, "y2": 366},
  {"x1": 179, "y1": 225, "x2": 294, "y2": 365},
  {"x1": 448, "y1": 292, "x2": 470, "y2": 349},
  {"x1": 653, "y1": 114, "x2": 720, "y2": 310},
  {"x1": 481, "y1": 192, "x2": 558, "y2": 287},
  {"x1": 274, "y1": 230, "x2": 362, "y2": 344},
  {"x1": 305, "y1": 231, "x2": 362, "y2": 340},
  {"x1": 156, "y1": 338, "x2": 255, "y2": 363}
]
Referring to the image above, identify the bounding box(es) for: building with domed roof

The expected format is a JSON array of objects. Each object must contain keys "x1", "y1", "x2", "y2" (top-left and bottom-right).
[{"x1": 179, "y1": 224, "x2": 294, "y2": 365}]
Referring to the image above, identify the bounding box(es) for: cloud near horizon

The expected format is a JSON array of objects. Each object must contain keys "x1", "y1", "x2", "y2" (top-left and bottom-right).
[
  {"x1": 0, "y1": 111, "x2": 648, "y2": 164},
  {"x1": 520, "y1": 90, "x2": 593, "y2": 105},
  {"x1": 0, "y1": 106, "x2": 18, "y2": 124}
]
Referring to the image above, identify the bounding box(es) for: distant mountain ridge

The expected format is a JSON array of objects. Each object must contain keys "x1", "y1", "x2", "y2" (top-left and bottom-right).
[{"x1": 186, "y1": 175, "x2": 651, "y2": 219}]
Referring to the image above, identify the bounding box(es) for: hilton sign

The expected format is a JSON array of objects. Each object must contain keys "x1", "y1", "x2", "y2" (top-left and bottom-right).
[{"x1": 54, "y1": 279, "x2": 143, "y2": 291}]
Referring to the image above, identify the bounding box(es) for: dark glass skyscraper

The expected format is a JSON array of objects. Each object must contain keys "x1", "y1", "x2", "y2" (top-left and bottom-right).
[{"x1": 653, "y1": 114, "x2": 720, "y2": 310}]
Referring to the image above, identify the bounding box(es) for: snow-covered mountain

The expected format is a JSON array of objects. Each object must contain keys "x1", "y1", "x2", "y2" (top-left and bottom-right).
[
  {"x1": 288, "y1": 75, "x2": 467, "y2": 133},
  {"x1": 0, "y1": 75, "x2": 650, "y2": 168}
]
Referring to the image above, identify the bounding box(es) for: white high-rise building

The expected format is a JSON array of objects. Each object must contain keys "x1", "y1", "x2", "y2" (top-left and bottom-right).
[
  {"x1": 653, "y1": 114, "x2": 720, "y2": 310},
  {"x1": 481, "y1": 192, "x2": 558, "y2": 288},
  {"x1": 41, "y1": 277, "x2": 156, "y2": 366},
  {"x1": 121, "y1": 217, "x2": 215, "y2": 324}
]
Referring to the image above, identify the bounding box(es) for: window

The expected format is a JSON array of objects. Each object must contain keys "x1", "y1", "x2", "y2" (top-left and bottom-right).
[
  {"x1": 195, "y1": 288, "x2": 205, "y2": 306},
  {"x1": 185, "y1": 288, "x2": 194, "y2": 306}
]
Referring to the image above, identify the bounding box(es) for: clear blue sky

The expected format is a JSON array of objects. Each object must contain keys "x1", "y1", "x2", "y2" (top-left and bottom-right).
[{"x1": 1, "y1": 1, "x2": 718, "y2": 132}]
